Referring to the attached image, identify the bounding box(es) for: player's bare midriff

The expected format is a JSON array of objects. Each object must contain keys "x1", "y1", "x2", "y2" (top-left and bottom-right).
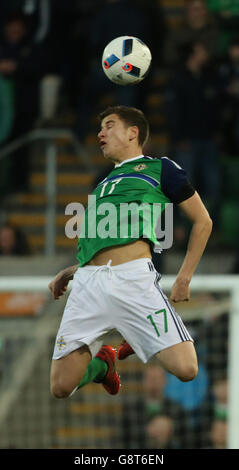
[{"x1": 87, "y1": 239, "x2": 151, "y2": 266}]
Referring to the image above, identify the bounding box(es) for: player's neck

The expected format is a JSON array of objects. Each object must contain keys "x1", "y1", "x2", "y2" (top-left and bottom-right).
[
  {"x1": 110, "y1": 147, "x2": 143, "y2": 165},
  {"x1": 114, "y1": 154, "x2": 144, "y2": 167}
]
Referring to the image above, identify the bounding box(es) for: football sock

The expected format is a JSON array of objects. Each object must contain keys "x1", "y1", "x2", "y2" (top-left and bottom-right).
[{"x1": 77, "y1": 357, "x2": 108, "y2": 390}]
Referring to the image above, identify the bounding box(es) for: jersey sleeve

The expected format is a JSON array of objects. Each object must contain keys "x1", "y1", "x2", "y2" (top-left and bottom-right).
[{"x1": 160, "y1": 156, "x2": 195, "y2": 204}]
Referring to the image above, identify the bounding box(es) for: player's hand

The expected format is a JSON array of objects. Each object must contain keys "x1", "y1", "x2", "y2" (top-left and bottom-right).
[
  {"x1": 48, "y1": 271, "x2": 70, "y2": 300},
  {"x1": 170, "y1": 279, "x2": 190, "y2": 303}
]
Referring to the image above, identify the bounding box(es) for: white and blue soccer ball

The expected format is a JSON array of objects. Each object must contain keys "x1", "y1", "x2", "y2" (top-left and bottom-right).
[{"x1": 102, "y1": 35, "x2": 152, "y2": 86}]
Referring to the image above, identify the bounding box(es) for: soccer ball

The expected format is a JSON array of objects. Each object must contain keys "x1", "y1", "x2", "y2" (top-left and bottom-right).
[{"x1": 102, "y1": 36, "x2": 152, "y2": 86}]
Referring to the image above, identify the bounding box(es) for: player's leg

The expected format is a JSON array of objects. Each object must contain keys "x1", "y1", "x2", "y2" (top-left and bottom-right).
[
  {"x1": 51, "y1": 264, "x2": 121, "y2": 398},
  {"x1": 113, "y1": 260, "x2": 197, "y2": 382},
  {"x1": 119, "y1": 339, "x2": 198, "y2": 382},
  {"x1": 118, "y1": 338, "x2": 135, "y2": 360},
  {"x1": 51, "y1": 344, "x2": 120, "y2": 399},
  {"x1": 51, "y1": 345, "x2": 93, "y2": 398},
  {"x1": 156, "y1": 340, "x2": 198, "y2": 382}
]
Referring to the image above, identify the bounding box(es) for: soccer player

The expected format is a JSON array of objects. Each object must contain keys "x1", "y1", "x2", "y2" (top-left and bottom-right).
[{"x1": 49, "y1": 105, "x2": 212, "y2": 399}]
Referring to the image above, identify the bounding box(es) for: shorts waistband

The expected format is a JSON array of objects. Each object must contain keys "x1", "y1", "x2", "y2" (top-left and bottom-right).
[{"x1": 78, "y1": 258, "x2": 156, "y2": 272}]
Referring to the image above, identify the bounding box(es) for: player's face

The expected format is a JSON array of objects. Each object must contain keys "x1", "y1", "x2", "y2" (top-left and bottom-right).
[{"x1": 98, "y1": 114, "x2": 134, "y2": 162}]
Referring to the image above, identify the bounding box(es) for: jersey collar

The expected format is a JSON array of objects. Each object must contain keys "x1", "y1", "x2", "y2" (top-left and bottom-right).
[{"x1": 114, "y1": 155, "x2": 144, "y2": 168}]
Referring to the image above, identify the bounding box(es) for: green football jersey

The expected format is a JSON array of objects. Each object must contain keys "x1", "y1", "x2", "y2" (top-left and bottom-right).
[{"x1": 76, "y1": 155, "x2": 192, "y2": 266}]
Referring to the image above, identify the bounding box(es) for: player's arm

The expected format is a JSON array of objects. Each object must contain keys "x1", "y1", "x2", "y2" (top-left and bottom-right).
[
  {"x1": 170, "y1": 192, "x2": 212, "y2": 302},
  {"x1": 48, "y1": 264, "x2": 78, "y2": 300}
]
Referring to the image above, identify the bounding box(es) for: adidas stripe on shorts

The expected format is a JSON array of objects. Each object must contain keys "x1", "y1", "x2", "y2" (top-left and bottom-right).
[{"x1": 52, "y1": 258, "x2": 193, "y2": 363}]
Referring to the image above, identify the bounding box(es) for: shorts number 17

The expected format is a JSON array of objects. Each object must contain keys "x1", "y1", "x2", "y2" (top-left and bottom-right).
[{"x1": 147, "y1": 309, "x2": 168, "y2": 337}]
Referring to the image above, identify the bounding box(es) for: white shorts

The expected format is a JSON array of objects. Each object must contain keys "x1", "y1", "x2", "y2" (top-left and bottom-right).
[{"x1": 52, "y1": 258, "x2": 193, "y2": 363}]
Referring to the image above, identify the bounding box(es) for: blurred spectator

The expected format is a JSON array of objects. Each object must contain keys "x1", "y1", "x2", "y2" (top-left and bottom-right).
[
  {"x1": 212, "y1": 376, "x2": 228, "y2": 420},
  {"x1": 207, "y1": 0, "x2": 239, "y2": 16},
  {"x1": 75, "y1": 0, "x2": 162, "y2": 144},
  {"x1": 163, "y1": 0, "x2": 221, "y2": 67},
  {"x1": 218, "y1": 36, "x2": 239, "y2": 155},
  {"x1": 142, "y1": 364, "x2": 183, "y2": 421},
  {"x1": 209, "y1": 376, "x2": 228, "y2": 448},
  {"x1": 0, "y1": 0, "x2": 51, "y2": 44},
  {"x1": 207, "y1": 0, "x2": 239, "y2": 56},
  {"x1": 165, "y1": 41, "x2": 221, "y2": 233},
  {"x1": 164, "y1": 361, "x2": 211, "y2": 447},
  {"x1": 0, "y1": 224, "x2": 30, "y2": 255},
  {"x1": 146, "y1": 415, "x2": 175, "y2": 449},
  {"x1": 0, "y1": 1, "x2": 78, "y2": 123},
  {"x1": 210, "y1": 418, "x2": 227, "y2": 448},
  {"x1": 121, "y1": 363, "x2": 187, "y2": 448},
  {"x1": 206, "y1": 312, "x2": 228, "y2": 379},
  {"x1": 0, "y1": 11, "x2": 48, "y2": 194}
]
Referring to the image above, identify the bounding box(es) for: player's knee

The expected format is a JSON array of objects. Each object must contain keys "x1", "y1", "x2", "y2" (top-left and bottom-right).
[
  {"x1": 176, "y1": 362, "x2": 198, "y2": 382},
  {"x1": 50, "y1": 379, "x2": 73, "y2": 399}
]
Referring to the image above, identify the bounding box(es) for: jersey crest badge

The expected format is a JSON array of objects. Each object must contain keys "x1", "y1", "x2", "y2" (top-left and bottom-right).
[
  {"x1": 57, "y1": 336, "x2": 66, "y2": 350},
  {"x1": 133, "y1": 163, "x2": 147, "y2": 171}
]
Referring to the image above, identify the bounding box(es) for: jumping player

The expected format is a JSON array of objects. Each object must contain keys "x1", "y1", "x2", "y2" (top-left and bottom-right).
[{"x1": 49, "y1": 106, "x2": 212, "y2": 399}]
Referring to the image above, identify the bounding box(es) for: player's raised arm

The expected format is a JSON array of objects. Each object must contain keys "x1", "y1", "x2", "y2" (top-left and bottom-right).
[
  {"x1": 49, "y1": 264, "x2": 79, "y2": 300},
  {"x1": 170, "y1": 191, "x2": 213, "y2": 303}
]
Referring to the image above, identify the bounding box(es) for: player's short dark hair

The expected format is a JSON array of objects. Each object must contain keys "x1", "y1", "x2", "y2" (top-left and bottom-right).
[{"x1": 98, "y1": 105, "x2": 150, "y2": 148}]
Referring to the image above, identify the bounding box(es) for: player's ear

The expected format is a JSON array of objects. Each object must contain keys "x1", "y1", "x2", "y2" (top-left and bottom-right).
[{"x1": 129, "y1": 125, "x2": 139, "y2": 142}]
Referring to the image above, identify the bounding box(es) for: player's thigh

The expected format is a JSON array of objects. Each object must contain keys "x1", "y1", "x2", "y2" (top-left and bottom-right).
[
  {"x1": 113, "y1": 268, "x2": 194, "y2": 363},
  {"x1": 50, "y1": 345, "x2": 92, "y2": 398},
  {"x1": 156, "y1": 340, "x2": 198, "y2": 382}
]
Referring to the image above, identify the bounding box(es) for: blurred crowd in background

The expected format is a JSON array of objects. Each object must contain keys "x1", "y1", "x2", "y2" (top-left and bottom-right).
[
  {"x1": 0, "y1": 0, "x2": 239, "y2": 249},
  {"x1": 122, "y1": 309, "x2": 228, "y2": 449}
]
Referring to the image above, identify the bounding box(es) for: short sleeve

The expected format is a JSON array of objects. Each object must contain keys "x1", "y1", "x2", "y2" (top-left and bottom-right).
[{"x1": 160, "y1": 156, "x2": 195, "y2": 204}]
